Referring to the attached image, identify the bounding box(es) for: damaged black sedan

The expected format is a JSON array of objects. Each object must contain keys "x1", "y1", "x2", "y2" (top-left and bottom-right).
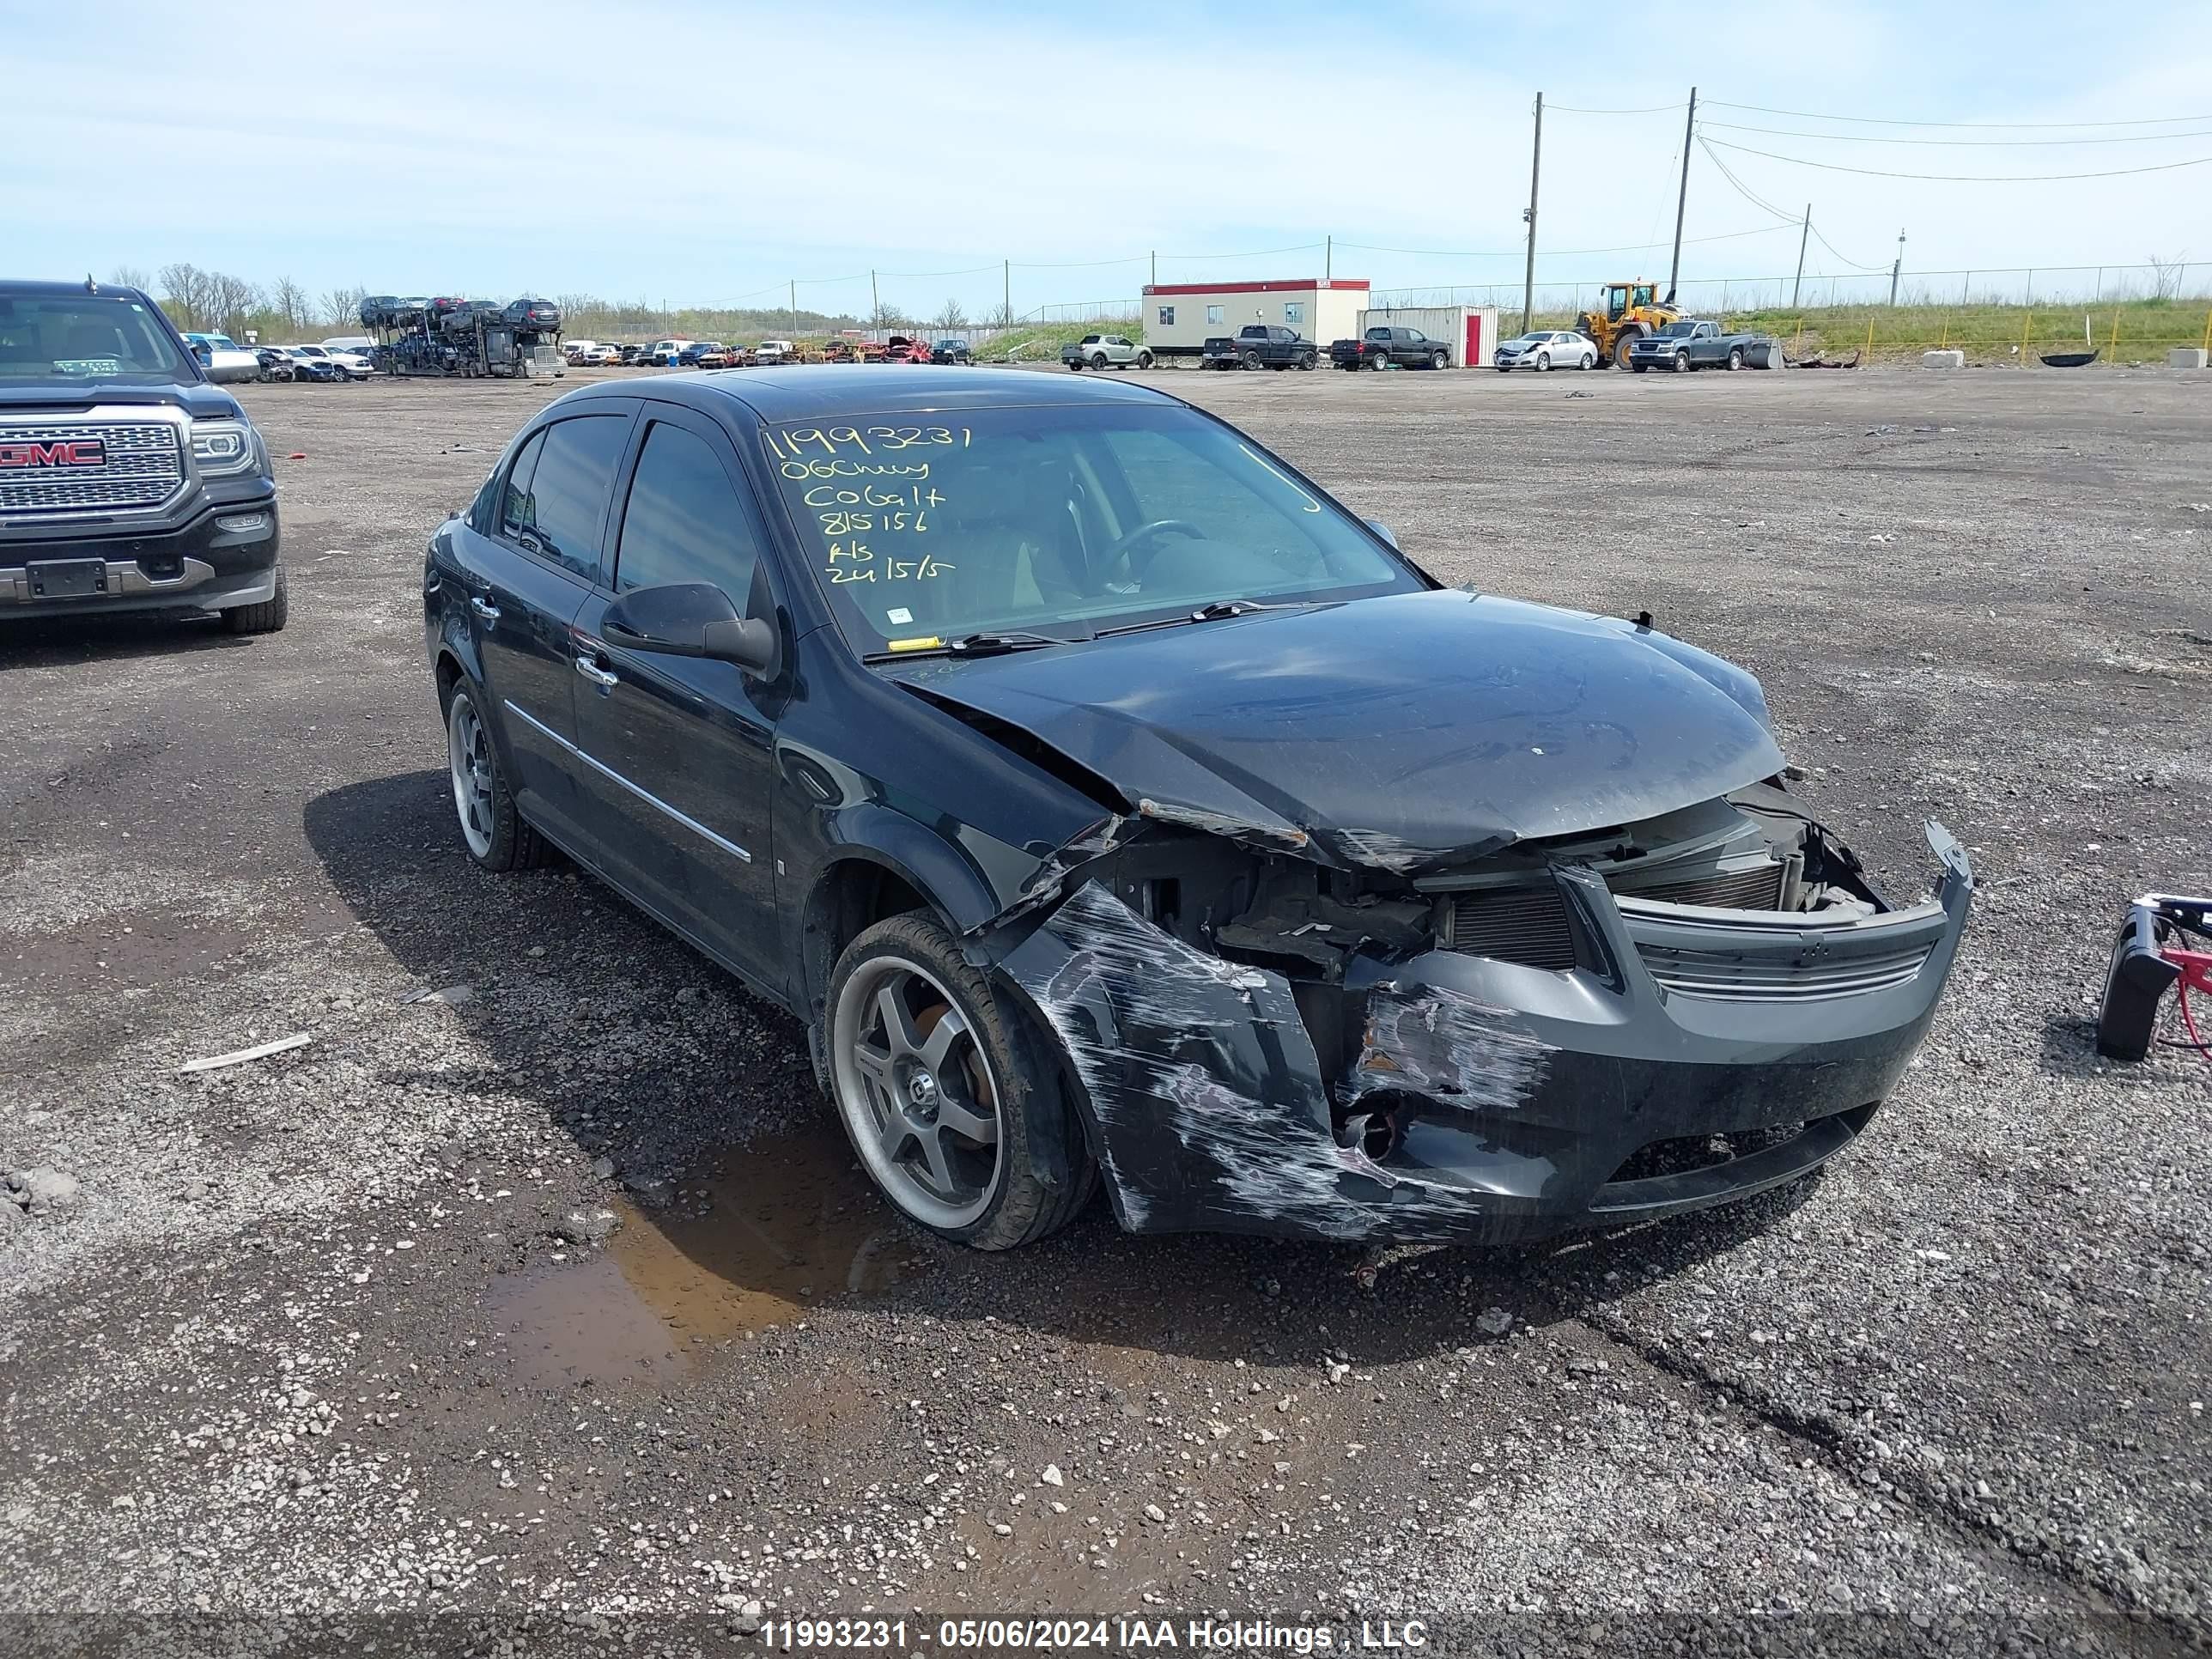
[{"x1": 423, "y1": 366, "x2": 1973, "y2": 1250}]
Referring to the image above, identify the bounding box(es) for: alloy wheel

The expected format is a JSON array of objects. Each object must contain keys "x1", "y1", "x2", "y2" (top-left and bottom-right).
[
  {"x1": 831, "y1": 957, "x2": 1004, "y2": 1229},
  {"x1": 447, "y1": 694, "x2": 495, "y2": 859}
]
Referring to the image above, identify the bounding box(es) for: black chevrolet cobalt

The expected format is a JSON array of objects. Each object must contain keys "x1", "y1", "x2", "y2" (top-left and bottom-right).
[{"x1": 423, "y1": 367, "x2": 1972, "y2": 1250}]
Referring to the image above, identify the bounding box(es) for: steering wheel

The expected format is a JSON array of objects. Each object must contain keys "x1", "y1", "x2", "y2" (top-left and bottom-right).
[{"x1": 1099, "y1": 519, "x2": 1204, "y2": 587}]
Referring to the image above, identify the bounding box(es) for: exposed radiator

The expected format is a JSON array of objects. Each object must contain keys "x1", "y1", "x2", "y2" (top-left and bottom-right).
[{"x1": 1442, "y1": 885, "x2": 1578, "y2": 969}]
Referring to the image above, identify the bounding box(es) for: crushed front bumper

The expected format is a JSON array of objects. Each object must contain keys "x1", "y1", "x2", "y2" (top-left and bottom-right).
[{"x1": 992, "y1": 824, "x2": 1973, "y2": 1245}]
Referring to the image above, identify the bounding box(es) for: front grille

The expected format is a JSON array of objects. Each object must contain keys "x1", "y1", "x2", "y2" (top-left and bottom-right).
[
  {"x1": 0, "y1": 422, "x2": 184, "y2": 516},
  {"x1": 1615, "y1": 861, "x2": 1786, "y2": 910},
  {"x1": 1633, "y1": 936, "x2": 1933, "y2": 1000},
  {"x1": 1442, "y1": 885, "x2": 1577, "y2": 969}
]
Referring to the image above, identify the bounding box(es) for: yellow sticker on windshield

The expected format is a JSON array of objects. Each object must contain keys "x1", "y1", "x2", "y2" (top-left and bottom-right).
[{"x1": 885, "y1": 636, "x2": 944, "y2": 653}]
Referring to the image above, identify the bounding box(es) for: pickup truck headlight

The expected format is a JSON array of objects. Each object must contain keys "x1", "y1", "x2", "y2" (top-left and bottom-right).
[{"x1": 191, "y1": 418, "x2": 258, "y2": 477}]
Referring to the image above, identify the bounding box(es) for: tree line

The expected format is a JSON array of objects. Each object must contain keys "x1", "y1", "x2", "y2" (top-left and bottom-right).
[{"x1": 112, "y1": 266, "x2": 1022, "y2": 345}]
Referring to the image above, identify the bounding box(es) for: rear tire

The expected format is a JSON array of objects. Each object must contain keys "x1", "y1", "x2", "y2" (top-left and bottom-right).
[
  {"x1": 1090, "y1": 352, "x2": 1109, "y2": 369},
  {"x1": 826, "y1": 913, "x2": 1094, "y2": 1250},
  {"x1": 221, "y1": 567, "x2": 288, "y2": 635},
  {"x1": 1066, "y1": 359, "x2": 1083, "y2": 370},
  {"x1": 1612, "y1": 331, "x2": 1639, "y2": 369},
  {"x1": 1727, "y1": 347, "x2": 1745, "y2": 371},
  {"x1": 1242, "y1": 350, "x2": 1261, "y2": 370},
  {"x1": 441, "y1": 676, "x2": 550, "y2": 873}
]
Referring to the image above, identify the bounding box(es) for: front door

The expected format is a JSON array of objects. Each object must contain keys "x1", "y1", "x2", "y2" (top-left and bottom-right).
[{"x1": 569, "y1": 404, "x2": 784, "y2": 994}]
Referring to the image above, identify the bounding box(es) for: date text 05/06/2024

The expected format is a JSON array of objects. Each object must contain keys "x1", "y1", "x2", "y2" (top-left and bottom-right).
[{"x1": 757, "y1": 1617, "x2": 1431, "y2": 1651}]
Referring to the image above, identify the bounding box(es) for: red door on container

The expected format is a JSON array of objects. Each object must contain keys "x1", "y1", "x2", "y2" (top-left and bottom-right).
[{"x1": 1464, "y1": 313, "x2": 1485, "y2": 368}]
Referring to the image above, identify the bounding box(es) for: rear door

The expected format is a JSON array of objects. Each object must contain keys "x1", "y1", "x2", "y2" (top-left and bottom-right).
[
  {"x1": 453, "y1": 405, "x2": 636, "y2": 853},
  {"x1": 569, "y1": 404, "x2": 785, "y2": 993}
]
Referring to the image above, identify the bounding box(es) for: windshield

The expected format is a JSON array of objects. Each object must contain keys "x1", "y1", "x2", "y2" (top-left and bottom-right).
[
  {"x1": 769, "y1": 404, "x2": 1419, "y2": 655},
  {"x1": 1656, "y1": 321, "x2": 1697, "y2": 337},
  {"x1": 0, "y1": 294, "x2": 192, "y2": 385}
]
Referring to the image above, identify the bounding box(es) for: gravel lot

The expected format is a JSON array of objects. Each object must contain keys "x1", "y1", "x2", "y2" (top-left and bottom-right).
[{"x1": 4, "y1": 362, "x2": 2209, "y2": 1656}]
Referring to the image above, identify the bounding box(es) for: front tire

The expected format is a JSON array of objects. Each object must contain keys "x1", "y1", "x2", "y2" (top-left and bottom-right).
[
  {"x1": 1674, "y1": 349, "x2": 1691, "y2": 373},
  {"x1": 1299, "y1": 350, "x2": 1316, "y2": 370},
  {"x1": 221, "y1": 567, "x2": 288, "y2": 635},
  {"x1": 1136, "y1": 349, "x2": 1153, "y2": 368},
  {"x1": 1428, "y1": 349, "x2": 1448, "y2": 370},
  {"x1": 1535, "y1": 351, "x2": 1551, "y2": 372},
  {"x1": 827, "y1": 914, "x2": 1093, "y2": 1249},
  {"x1": 441, "y1": 676, "x2": 549, "y2": 872}
]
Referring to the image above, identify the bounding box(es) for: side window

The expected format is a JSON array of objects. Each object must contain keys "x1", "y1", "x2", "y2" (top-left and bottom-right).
[
  {"x1": 1157, "y1": 305, "x2": 1175, "y2": 325},
  {"x1": 1205, "y1": 304, "x2": 1224, "y2": 325},
  {"x1": 1284, "y1": 301, "x2": 1304, "y2": 326},
  {"x1": 613, "y1": 421, "x2": 763, "y2": 603},
  {"x1": 516, "y1": 414, "x2": 629, "y2": 584},
  {"x1": 499, "y1": 429, "x2": 546, "y2": 535}
]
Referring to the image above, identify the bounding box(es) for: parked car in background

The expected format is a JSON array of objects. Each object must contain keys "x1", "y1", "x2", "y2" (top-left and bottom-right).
[
  {"x1": 753, "y1": 339, "x2": 796, "y2": 365},
  {"x1": 1200, "y1": 325, "x2": 1316, "y2": 372},
  {"x1": 617, "y1": 343, "x2": 653, "y2": 366},
  {"x1": 421, "y1": 364, "x2": 1972, "y2": 1253},
  {"x1": 182, "y1": 332, "x2": 262, "y2": 384},
  {"x1": 252, "y1": 347, "x2": 296, "y2": 382},
  {"x1": 931, "y1": 338, "x2": 973, "y2": 365},
  {"x1": 564, "y1": 340, "x2": 618, "y2": 367},
  {"x1": 1, "y1": 278, "x2": 286, "y2": 633},
  {"x1": 1063, "y1": 333, "x2": 1156, "y2": 371},
  {"x1": 1328, "y1": 325, "x2": 1450, "y2": 371},
  {"x1": 821, "y1": 339, "x2": 858, "y2": 363},
  {"x1": 1627, "y1": 319, "x2": 1778, "y2": 373},
  {"x1": 679, "y1": 343, "x2": 733, "y2": 368},
  {"x1": 1493, "y1": 330, "x2": 1598, "y2": 373},
  {"x1": 286, "y1": 343, "x2": 371, "y2": 380},
  {"x1": 647, "y1": 339, "x2": 694, "y2": 367}
]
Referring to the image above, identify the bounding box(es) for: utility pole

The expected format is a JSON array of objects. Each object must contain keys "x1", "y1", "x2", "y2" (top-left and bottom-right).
[
  {"x1": 1003, "y1": 258, "x2": 1010, "y2": 325},
  {"x1": 1324, "y1": 235, "x2": 1332, "y2": 283},
  {"x1": 1149, "y1": 250, "x2": 1156, "y2": 289},
  {"x1": 1667, "y1": 86, "x2": 1698, "y2": 302},
  {"x1": 1521, "y1": 92, "x2": 1542, "y2": 334},
  {"x1": 1791, "y1": 204, "x2": 1810, "y2": 307},
  {"x1": 788, "y1": 280, "x2": 797, "y2": 337},
  {"x1": 1889, "y1": 228, "x2": 1905, "y2": 306},
  {"x1": 870, "y1": 270, "x2": 878, "y2": 325}
]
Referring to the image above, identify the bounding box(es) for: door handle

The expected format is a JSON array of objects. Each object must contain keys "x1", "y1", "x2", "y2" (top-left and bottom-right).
[
  {"x1": 574, "y1": 653, "x2": 618, "y2": 691},
  {"x1": 470, "y1": 595, "x2": 501, "y2": 626}
]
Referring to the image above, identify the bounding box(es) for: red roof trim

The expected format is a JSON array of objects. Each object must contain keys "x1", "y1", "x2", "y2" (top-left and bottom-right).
[{"x1": 1140, "y1": 278, "x2": 1370, "y2": 297}]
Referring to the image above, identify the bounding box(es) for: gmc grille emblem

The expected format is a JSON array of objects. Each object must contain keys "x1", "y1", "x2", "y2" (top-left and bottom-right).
[{"x1": 0, "y1": 439, "x2": 107, "y2": 470}]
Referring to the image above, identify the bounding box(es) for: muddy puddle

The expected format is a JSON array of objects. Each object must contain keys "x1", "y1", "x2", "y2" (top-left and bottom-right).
[{"x1": 488, "y1": 1122, "x2": 934, "y2": 1389}]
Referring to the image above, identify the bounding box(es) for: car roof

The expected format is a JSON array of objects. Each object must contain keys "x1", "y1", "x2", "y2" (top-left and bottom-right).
[
  {"x1": 0, "y1": 278, "x2": 160, "y2": 301},
  {"x1": 544, "y1": 365, "x2": 1177, "y2": 421}
]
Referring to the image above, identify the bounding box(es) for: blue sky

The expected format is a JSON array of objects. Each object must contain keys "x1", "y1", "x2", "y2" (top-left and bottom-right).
[{"x1": 6, "y1": 0, "x2": 2209, "y2": 316}]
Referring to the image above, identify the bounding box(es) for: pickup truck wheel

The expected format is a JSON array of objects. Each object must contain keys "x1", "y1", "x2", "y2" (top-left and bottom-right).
[
  {"x1": 1631, "y1": 362, "x2": 1648, "y2": 374},
  {"x1": 1090, "y1": 352, "x2": 1109, "y2": 369},
  {"x1": 1066, "y1": 358, "x2": 1083, "y2": 370},
  {"x1": 1727, "y1": 346, "x2": 1745, "y2": 371},
  {"x1": 1673, "y1": 349, "x2": 1691, "y2": 373},
  {"x1": 828, "y1": 914, "x2": 1094, "y2": 1249},
  {"x1": 1299, "y1": 350, "x2": 1316, "y2": 370},
  {"x1": 221, "y1": 568, "x2": 289, "y2": 635},
  {"x1": 1241, "y1": 350, "x2": 1262, "y2": 370},
  {"x1": 1136, "y1": 350, "x2": 1153, "y2": 368},
  {"x1": 1428, "y1": 350, "x2": 1448, "y2": 369}
]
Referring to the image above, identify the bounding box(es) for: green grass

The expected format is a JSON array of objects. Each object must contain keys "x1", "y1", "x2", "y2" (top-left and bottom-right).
[
  {"x1": 970, "y1": 319, "x2": 1145, "y2": 362},
  {"x1": 1524, "y1": 297, "x2": 2212, "y2": 365}
]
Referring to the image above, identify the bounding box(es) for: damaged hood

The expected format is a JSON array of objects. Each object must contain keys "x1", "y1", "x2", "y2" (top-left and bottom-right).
[{"x1": 889, "y1": 589, "x2": 1785, "y2": 873}]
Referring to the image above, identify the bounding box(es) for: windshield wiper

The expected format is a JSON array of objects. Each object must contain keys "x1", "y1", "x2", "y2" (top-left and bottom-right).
[
  {"x1": 867, "y1": 629, "x2": 1081, "y2": 661},
  {"x1": 1093, "y1": 598, "x2": 1326, "y2": 639}
]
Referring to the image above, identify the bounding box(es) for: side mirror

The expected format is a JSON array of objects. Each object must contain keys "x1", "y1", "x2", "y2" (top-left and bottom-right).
[
  {"x1": 602, "y1": 581, "x2": 779, "y2": 677},
  {"x1": 1364, "y1": 519, "x2": 1400, "y2": 550}
]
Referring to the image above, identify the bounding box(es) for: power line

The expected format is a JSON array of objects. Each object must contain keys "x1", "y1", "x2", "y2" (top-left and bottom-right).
[
  {"x1": 1702, "y1": 98, "x2": 2212, "y2": 130},
  {"x1": 1337, "y1": 224, "x2": 1794, "y2": 260},
  {"x1": 1700, "y1": 134, "x2": 2212, "y2": 181},
  {"x1": 1545, "y1": 100, "x2": 1686, "y2": 115},
  {"x1": 1703, "y1": 118, "x2": 2212, "y2": 147},
  {"x1": 1695, "y1": 138, "x2": 1805, "y2": 225}
]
